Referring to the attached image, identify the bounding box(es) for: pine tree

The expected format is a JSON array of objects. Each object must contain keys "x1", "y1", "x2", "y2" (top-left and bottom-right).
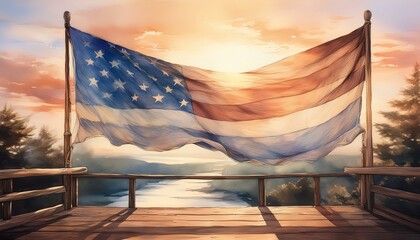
[
  {"x1": 374, "y1": 63, "x2": 420, "y2": 167},
  {"x1": 0, "y1": 106, "x2": 33, "y2": 168},
  {"x1": 23, "y1": 127, "x2": 63, "y2": 168}
]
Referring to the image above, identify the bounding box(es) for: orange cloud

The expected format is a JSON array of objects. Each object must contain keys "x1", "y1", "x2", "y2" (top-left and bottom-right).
[
  {"x1": 374, "y1": 42, "x2": 398, "y2": 48},
  {"x1": 0, "y1": 55, "x2": 64, "y2": 111},
  {"x1": 374, "y1": 50, "x2": 419, "y2": 68}
]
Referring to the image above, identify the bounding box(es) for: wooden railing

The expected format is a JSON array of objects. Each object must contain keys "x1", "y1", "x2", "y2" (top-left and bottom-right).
[
  {"x1": 74, "y1": 172, "x2": 351, "y2": 208},
  {"x1": 0, "y1": 167, "x2": 87, "y2": 231},
  {"x1": 344, "y1": 167, "x2": 420, "y2": 231}
]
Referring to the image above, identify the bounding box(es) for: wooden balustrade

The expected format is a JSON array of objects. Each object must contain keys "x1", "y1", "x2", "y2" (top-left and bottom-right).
[
  {"x1": 344, "y1": 167, "x2": 420, "y2": 232},
  {"x1": 74, "y1": 172, "x2": 351, "y2": 208},
  {"x1": 0, "y1": 167, "x2": 87, "y2": 231}
]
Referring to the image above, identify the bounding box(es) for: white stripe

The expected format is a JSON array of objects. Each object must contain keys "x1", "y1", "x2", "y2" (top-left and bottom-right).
[{"x1": 76, "y1": 83, "x2": 363, "y2": 138}]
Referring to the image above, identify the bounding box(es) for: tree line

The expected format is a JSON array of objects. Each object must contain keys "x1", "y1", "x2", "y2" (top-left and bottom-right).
[{"x1": 0, "y1": 106, "x2": 63, "y2": 169}]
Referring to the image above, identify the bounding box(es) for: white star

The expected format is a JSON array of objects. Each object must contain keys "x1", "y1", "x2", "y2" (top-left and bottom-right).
[
  {"x1": 85, "y1": 59, "x2": 94, "y2": 65},
  {"x1": 103, "y1": 92, "x2": 112, "y2": 99},
  {"x1": 149, "y1": 75, "x2": 157, "y2": 81},
  {"x1": 113, "y1": 79, "x2": 126, "y2": 90},
  {"x1": 133, "y1": 63, "x2": 140, "y2": 69},
  {"x1": 95, "y1": 50, "x2": 104, "y2": 58},
  {"x1": 150, "y1": 60, "x2": 158, "y2": 66},
  {"x1": 88, "y1": 77, "x2": 98, "y2": 87},
  {"x1": 121, "y1": 48, "x2": 130, "y2": 57},
  {"x1": 100, "y1": 69, "x2": 109, "y2": 78},
  {"x1": 131, "y1": 94, "x2": 139, "y2": 101},
  {"x1": 161, "y1": 70, "x2": 169, "y2": 76},
  {"x1": 153, "y1": 94, "x2": 164, "y2": 103},
  {"x1": 139, "y1": 83, "x2": 149, "y2": 91},
  {"x1": 83, "y1": 41, "x2": 90, "y2": 47},
  {"x1": 108, "y1": 43, "x2": 116, "y2": 48},
  {"x1": 110, "y1": 60, "x2": 120, "y2": 68},
  {"x1": 173, "y1": 78, "x2": 183, "y2": 86},
  {"x1": 127, "y1": 70, "x2": 134, "y2": 77},
  {"x1": 179, "y1": 99, "x2": 189, "y2": 107},
  {"x1": 164, "y1": 86, "x2": 173, "y2": 93}
]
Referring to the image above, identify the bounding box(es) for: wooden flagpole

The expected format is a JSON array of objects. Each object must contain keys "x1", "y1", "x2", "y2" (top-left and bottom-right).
[
  {"x1": 63, "y1": 11, "x2": 72, "y2": 209},
  {"x1": 363, "y1": 10, "x2": 374, "y2": 211},
  {"x1": 63, "y1": 11, "x2": 72, "y2": 168}
]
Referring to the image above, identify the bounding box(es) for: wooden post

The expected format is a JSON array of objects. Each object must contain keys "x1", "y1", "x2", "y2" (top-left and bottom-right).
[
  {"x1": 71, "y1": 177, "x2": 78, "y2": 207},
  {"x1": 128, "y1": 178, "x2": 136, "y2": 208},
  {"x1": 360, "y1": 174, "x2": 367, "y2": 208},
  {"x1": 313, "y1": 177, "x2": 321, "y2": 206},
  {"x1": 363, "y1": 10, "x2": 374, "y2": 212},
  {"x1": 258, "y1": 178, "x2": 266, "y2": 207},
  {"x1": 63, "y1": 11, "x2": 72, "y2": 210},
  {"x1": 1, "y1": 179, "x2": 13, "y2": 220},
  {"x1": 63, "y1": 11, "x2": 72, "y2": 168}
]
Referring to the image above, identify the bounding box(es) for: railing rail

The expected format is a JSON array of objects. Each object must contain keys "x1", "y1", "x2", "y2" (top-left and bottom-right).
[
  {"x1": 344, "y1": 167, "x2": 420, "y2": 232},
  {"x1": 0, "y1": 167, "x2": 87, "y2": 231},
  {"x1": 74, "y1": 172, "x2": 351, "y2": 208}
]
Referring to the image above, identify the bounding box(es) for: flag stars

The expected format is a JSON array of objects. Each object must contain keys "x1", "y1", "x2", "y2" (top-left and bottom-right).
[
  {"x1": 100, "y1": 69, "x2": 109, "y2": 78},
  {"x1": 149, "y1": 75, "x2": 157, "y2": 81},
  {"x1": 102, "y1": 92, "x2": 112, "y2": 99},
  {"x1": 133, "y1": 63, "x2": 140, "y2": 69},
  {"x1": 110, "y1": 60, "x2": 120, "y2": 68},
  {"x1": 153, "y1": 94, "x2": 164, "y2": 103},
  {"x1": 121, "y1": 48, "x2": 130, "y2": 57},
  {"x1": 179, "y1": 99, "x2": 189, "y2": 107},
  {"x1": 83, "y1": 41, "x2": 90, "y2": 47},
  {"x1": 131, "y1": 94, "x2": 139, "y2": 101},
  {"x1": 113, "y1": 79, "x2": 126, "y2": 90},
  {"x1": 127, "y1": 70, "x2": 134, "y2": 77},
  {"x1": 173, "y1": 78, "x2": 183, "y2": 87},
  {"x1": 139, "y1": 83, "x2": 149, "y2": 91},
  {"x1": 88, "y1": 77, "x2": 98, "y2": 87},
  {"x1": 85, "y1": 59, "x2": 94, "y2": 65},
  {"x1": 150, "y1": 60, "x2": 158, "y2": 67},
  {"x1": 108, "y1": 43, "x2": 116, "y2": 48},
  {"x1": 162, "y1": 70, "x2": 169, "y2": 76},
  {"x1": 95, "y1": 50, "x2": 104, "y2": 58},
  {"x1": 164, "y1": 86, "x2": 173, "y2": 93}
]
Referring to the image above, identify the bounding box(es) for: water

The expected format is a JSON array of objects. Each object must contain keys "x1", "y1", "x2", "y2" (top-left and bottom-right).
[{"x1": 106, "y1": 179, "x2": 249, "y2": 207}]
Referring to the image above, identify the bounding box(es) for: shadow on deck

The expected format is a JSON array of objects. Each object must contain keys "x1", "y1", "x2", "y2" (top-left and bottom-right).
[{"x1": 1, "y1": 206, "x2": 419, "y2": 240}]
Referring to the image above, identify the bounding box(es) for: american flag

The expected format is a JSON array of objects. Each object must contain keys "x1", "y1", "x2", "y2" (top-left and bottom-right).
[{"x1": 70, "y1": 26, "x2": 366, "y2": 165}]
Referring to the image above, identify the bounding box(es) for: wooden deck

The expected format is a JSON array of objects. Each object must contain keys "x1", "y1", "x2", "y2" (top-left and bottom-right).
[{"x1": 1, "y1": 206, "x2": 419, "y2": 240}]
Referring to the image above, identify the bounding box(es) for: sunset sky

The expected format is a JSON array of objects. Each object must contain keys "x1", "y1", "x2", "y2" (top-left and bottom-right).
[{"x1": 0, "y1": 0, "x2": 419, "y2": 164}]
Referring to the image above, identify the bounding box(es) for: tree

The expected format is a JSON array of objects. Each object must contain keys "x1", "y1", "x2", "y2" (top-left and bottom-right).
[
  {"x1": 267, "y1": 178, "x2": 313, "y2": 205},
  {"x1": 23, "y1": 127, "x2": 63, "y2": 168},
  {"x1": 374, "y1": 63, "x2": 420, "y2": 167},
  {"x1": 0, "y1": 106, "x2": 33, "y2": 169},
  {"x1": 327, "y1": 182, "x2": 359, "y2": 205}
]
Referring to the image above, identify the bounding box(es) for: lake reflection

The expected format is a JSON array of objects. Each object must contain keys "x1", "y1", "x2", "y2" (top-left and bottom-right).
[{"x1": 107, "y1": 179, "x2": 249, "y2": 207}]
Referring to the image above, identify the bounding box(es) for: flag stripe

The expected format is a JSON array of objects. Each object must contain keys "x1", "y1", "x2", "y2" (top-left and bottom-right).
[
  {"x1": 76, "y1": 88, "x2": 362, "y2": 139},
  {"x1": 190, "y1": 68, "x2": 364, "y2": 121},
  {"x1": 252, "y1": 26, "x2": 364, "y2": 75},
  {"x1": 75, "y1": 98, "x2": 362, "y2": 164},
  {"x1": 184, "y1": 40, "x2": 364, "y2": 102}
]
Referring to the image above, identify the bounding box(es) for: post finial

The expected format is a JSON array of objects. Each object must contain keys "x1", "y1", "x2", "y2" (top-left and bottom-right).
[
  {"x1": 364, "y1": 10, "x2": 372, "y2": 22},
  {"x1": 64, "y1": 11, "x2": 71, "y2": 27}
]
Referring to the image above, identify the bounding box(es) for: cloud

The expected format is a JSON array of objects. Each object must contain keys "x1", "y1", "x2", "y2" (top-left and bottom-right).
[
  {"x1": 0, "y1": 54, "x2": 64, "y2": 111},
  {"x1": 330, "y1": 16, "x2": 353, "y2": 23},
  {"x1": 135, "y1": 30, "x2": 162, "y2": 40},
  {"x1": 374, "y1": 50, "x2": 419, "y2": 68},
  {"x1": 374, "y1": 42, "x2": 398, "y2": 48}
]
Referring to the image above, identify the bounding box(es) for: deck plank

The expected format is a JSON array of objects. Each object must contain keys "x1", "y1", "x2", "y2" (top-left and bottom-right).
[{"x1": 0, "y1": 206, "x2": 418, "y2": 240}]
